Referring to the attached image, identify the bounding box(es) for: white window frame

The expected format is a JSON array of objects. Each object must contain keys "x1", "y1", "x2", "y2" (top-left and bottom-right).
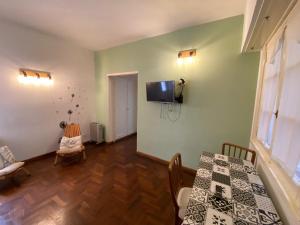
[
  {"x1": 250, "y1": 12, "x2": 300, "y2": 222},
  {"x1": 254, "y1": 25, "x2": 287, "y2": 152}
]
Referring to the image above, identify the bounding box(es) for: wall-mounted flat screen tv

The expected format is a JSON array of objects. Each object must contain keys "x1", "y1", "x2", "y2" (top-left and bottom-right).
[{"x1": 146, "y1": 80, "x2": 175, "y2": 103}]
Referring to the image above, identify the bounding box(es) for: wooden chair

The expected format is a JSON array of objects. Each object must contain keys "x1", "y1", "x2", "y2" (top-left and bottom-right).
[
  {"x1": 54, "y1": 123, "x2": 86, "y2": 165},
  {"x1": 222, "y1": 142, "x2": 256, "y2": 164},
  {"x1": 0, "y1": 146, "x2": 30, "y2": 184},
  {"x1": 168, "y1": 153, "x2": 192, "y2": 225}
]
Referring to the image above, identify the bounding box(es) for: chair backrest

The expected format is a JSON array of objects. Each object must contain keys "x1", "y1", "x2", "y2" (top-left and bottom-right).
[
  {"x1": 64, "y1": 123, "x2": 81, "y2": 138},
  {"x1": 0, "y1": 146, "x2": 16, "y2": 169},
  {"x1": 168, "y1": 153, "x2": 183, "y2": 212},
  {"x1": 222, "y1": 142, "x2": 256, "y2": 164}
]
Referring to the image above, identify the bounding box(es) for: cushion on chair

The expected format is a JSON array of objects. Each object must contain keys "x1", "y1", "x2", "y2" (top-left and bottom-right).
[
  {"x1": 0, "y1": 146, "x2": 16, "y2": 169},
  {"x1": 0, "y1": 161, "x2": 24, "y2": 177},
  {"x1": 178, "y1": 208, "x2": 187, "y2": 220},
  {"x1": 57, "y1": 145, "x2": 84, "y2": 154},
  {"x1": 177, "y1": 187, "x2": 192, "y2": 219},
  {"x1": 0, "y1": 154, "x2": 4, "y2": 169},
  {"x1": 60, "y1": 135, "x2": 82, "y2": 149}
]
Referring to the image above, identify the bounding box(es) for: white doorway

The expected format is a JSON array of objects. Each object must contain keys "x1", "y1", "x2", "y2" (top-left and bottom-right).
[{"x1": 107, "y1": 72, "x2": 138, "y2": 142}]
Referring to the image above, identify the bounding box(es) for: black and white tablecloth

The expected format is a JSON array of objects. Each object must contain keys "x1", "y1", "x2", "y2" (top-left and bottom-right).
[{"x1": 182, "y1": 152, "x2": 282, "y2": 225}]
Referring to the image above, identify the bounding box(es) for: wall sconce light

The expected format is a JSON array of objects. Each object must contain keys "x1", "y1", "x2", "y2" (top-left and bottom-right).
[
  {"x1": 177, "y1": 49, "x2": 196, "y2": 65},
  {"x1": 18, "y1": 68, "x2": 53, "y2": 86}
]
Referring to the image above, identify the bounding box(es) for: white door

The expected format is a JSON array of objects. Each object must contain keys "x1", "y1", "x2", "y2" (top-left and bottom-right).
[
  {"x1": 114, "y1": 77, "x2": 128, "y2": 140},
  {"x1": 113, "y1": 75, "x2": 137, "y2": 140},
  {"x1": 127, "y1": 76, "x2": 137, "y2": 135}
]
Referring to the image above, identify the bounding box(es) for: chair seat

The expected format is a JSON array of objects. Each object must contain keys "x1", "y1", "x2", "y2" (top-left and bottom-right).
[
  {"x1": 177, "y1": 187, "x2": 192, "y2": 219},
  {"x1": 0, "y1": 161, "x2": 24, "y2": 177},
  {"x1": 57, "y1": 145, "x2": 84, "y2": 154}
]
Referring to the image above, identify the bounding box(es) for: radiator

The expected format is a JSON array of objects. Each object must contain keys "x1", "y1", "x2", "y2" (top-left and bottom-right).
[{"x1": 90, "y1": 122, "x2": 104, "y2": 144}]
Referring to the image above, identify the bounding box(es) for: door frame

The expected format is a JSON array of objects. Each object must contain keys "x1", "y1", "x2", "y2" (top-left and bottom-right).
[{"x1": 107, "y1": 71, "x2": 138, "y2": 142}]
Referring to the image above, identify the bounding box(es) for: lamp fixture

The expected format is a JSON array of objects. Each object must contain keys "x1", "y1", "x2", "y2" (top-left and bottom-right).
[
  {"x1": 18, "y1": 68, "x2": 53, "y2": 86},
  {"x1": 177, "y1": 49, "x2": 196, "y2": 65}
]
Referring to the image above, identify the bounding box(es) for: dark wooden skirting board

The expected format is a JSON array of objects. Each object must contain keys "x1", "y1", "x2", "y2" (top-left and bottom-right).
[
  {"x1": 106, "y1": 132, "x2": 138, "y2": 144},
  {"x1": 24, "y1": 151, "x2": 56, "y2": 163},
  {"x1": 136, "y1": 151, "x2": 197, "y2": 176},
  {"x1": 24, "y1": 141, "x2": 97, "y2": 163},
  {"x1": 24, "y1": 135, "x2": 137, "y2": 163},
  {"x1": 23, "y1": 135, "x2": 196, "y2": 178}
]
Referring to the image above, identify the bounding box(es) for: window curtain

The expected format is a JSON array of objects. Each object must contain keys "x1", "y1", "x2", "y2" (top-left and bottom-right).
[{"x1": 271, "y1": 25, "x2": 300, "y2": 181}]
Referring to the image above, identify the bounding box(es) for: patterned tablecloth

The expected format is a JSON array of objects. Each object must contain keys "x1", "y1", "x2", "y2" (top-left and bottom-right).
[{"x1": 182, "y1": 152, "x2": 282, "y2": 225}]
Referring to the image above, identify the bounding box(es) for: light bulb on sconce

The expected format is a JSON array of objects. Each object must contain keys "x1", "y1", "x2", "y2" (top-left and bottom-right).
[
  {"x1": 186, "y1": 56, "x2": 194, "y2": 64},
  {"x1": 177, "y1": 49, "x2": 196, "y2": 65},
  {"x1": 177, "y1": 57, "x2": 184, "y2": 65},
  {"x1": 18, "y1": 69, "x2": 53, "y2": 86}
]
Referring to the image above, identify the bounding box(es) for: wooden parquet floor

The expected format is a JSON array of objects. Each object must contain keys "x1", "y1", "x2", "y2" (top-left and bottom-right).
[{"x1": 0, "y1": 135, "x2": 194, "y2": 225}]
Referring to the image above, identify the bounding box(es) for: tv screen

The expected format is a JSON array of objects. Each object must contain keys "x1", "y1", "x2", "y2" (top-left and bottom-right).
[{"x1": 146, "y1": 80, "x2": 175, "y2": 103}]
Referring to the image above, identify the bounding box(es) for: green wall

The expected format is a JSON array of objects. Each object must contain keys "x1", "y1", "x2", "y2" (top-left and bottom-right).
[{"x1": 95, "y1": 15, "x2": 259, "y2": 169}]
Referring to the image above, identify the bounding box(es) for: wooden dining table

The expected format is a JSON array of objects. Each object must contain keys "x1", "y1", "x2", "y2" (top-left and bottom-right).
[{"x1": 182, "y1": 152, "x2": 282, "y2": 225}]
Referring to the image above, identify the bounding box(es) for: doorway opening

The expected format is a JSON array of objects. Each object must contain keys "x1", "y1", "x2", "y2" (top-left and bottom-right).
[{"x1": 107, "y1": 72, "x2": 138, "y2": 142}]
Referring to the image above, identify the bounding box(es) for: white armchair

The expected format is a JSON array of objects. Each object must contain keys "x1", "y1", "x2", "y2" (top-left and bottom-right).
[{"x1": 0, "y1": 146, "x2": 30, "y2": 182}]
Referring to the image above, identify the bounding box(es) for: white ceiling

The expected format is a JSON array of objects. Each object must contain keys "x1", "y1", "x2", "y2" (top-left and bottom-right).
[{"x1": 0, "y1": 0, "x2": 246, "y2": 50}]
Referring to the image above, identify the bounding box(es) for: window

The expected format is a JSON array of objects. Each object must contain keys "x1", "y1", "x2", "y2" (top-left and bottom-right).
[
  {"x1": 257, "y1": 34, "x2": 284, "y2": 149},
  {"x1": 256, "y1": 24, "x2": 300, "y2": 185},
  {"x1": 294, "y1": 162, "x2": 300, "y2": 184}
]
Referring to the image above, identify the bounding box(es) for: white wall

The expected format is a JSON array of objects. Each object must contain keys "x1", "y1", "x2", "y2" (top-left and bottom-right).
[{"x1": 0, "y1": 19, "x2": 96, "y2": 160}]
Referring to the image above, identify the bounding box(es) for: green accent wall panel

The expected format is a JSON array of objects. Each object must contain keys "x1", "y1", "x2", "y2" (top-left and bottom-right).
[{"x1": 95, "y1": 15, "x2": 260, "y2": 169}]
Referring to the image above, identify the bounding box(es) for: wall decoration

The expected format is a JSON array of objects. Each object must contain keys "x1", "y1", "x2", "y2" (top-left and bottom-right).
[
  {"x1": 52, "y1": 85, "x2": 89, "y2": 128},
  {"x1": 67, "y1": 109, "x2": 73, "y2": 121},
  {"x1": 59, "y1": 121, "x2": 67, "y2": 129}
]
